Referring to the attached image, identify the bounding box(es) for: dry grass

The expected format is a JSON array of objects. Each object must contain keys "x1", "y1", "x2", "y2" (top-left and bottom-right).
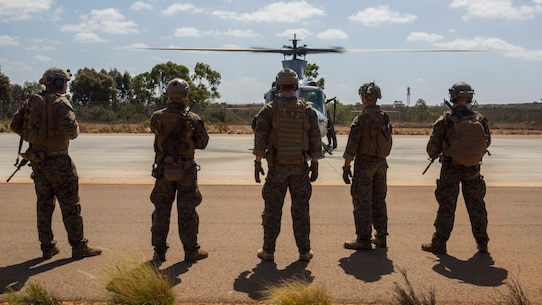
[
  {"x1": 102, "y1": 256, "x2": 175, "y2": 305},
  {"x1": 391, "y1": 267, "x2": 436, "y2": 305},
  {"x1": 6, "y1": 282, "x2": 61, "y2": 305},
  {"x1": 495, "y1": 274, "x2": 533, "y2": 305},
  {"x1": 261, "y1": 277, "x2": 332, "y2": 305}
]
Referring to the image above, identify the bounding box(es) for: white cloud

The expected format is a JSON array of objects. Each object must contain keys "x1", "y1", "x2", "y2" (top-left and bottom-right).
[
  {"x1": 131, "y1": 1, "x2": 152, "y2": 11},
  {"x1": 34, "y1": 54, "x2": 51, "y2": 62},
  {"x1": 74, "y1": 32, "x2": 108, "y2": 43},
  {"x1": 348, "y1": 5, "x2": 417, "y2": 26},
  {"x1": 0, "y1": 0, "x2": 52, "y2": 20},
  {"x1": 407, "y1": 32, "x2": 444, "y2": 43},
  {"x1": 450, "y1": 0, "x2": 542, "y2": 20},
  {"x1": 118, "y1": 43, "x2": 149, "y2": 50},
  {"x1": 434, "y1": 36, "x2": 542, "y2": 60},
  {"x1": 174, "y1": 27, "x2": 200, "y2": 37},
  {"x1": 316, "y1": 29, "x2": 348, "y2": 40},
  {"x1": 161, "y1": 3, "x2": 195, "y2": 16},
  {"x1": 211, "y1": 1, "x2": 325, "y2": 23},
  {"x1": 61, "y1": 8, "x2": 138, "y2": 35},
  {"x1": 0, "y1": 35, "x2": 19, "y2": 46},
  {"x1": 276, "y1": 29, "x2": 313, "y2": 40},
  {"x1": 223, "y1": 29, "x2": 258, "y2": 38}
]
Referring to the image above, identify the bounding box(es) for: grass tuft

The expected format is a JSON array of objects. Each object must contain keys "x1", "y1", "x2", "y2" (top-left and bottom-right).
[
  {"x1": 7, "y1": 281, "x2": 60, "y2": 305},
  {"x1": 262, "y1": 277, "x2": 332, "y2": 305},
  {"x1": 103, "y1": 256, "x2": 175, "y2": 305},
  {"x1": 496, "y1": 273, "x2": 532, "y2": 305},
  {"x1": 391, "y1": 266, "x2": 436, "y2": 305}
]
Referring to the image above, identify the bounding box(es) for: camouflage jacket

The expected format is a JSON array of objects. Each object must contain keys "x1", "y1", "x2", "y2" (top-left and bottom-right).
[
  {"x1": 10, "y1": 91, "x2": 79, "y2": 153},
  {"x1": 343, "y1": 104, "x2": 388, "y2": 161},
  {"x1": 426, "y1": 106, "x2": 491, "y2": 160},
  {"x1": 253, "y1": 96, "x2": 321, "y2": 160},
  {"x1": 150, "y1": 102, "x2": 208, "y2": 160}
]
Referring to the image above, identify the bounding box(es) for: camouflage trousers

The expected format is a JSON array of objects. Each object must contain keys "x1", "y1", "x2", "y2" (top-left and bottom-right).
[
  {"x1": 150, "y1": 165, "x2": 202, "y2": 253},
  {"x1": 351, "y1": 155, "x2": 388, "y2": 241},
  {"x1": 261, "y1": 163, "x2": 311, "y2": 253},
  {"x1": 432, "y1": 161, "x2": 488, "y2": 244},
  {"x1": 30, "y1": 155, "x2": 86, "y2": 248}
]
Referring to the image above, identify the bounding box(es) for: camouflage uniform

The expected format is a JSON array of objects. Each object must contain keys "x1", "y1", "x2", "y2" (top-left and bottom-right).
[
  {"x1": 426, "y1": 106, "x2": 491, "y2": 246},
  {"x1": 253, "y1": 96, "x2": 321, "y2": 254},
  {"x1": 326, "y1": 110, "x2": 337, "y2": 148},
  {"x1": 10, "y1": 92, "x2": 93, "y2": 254},
  {"x1": 150, "y1": 102, "x2": 209, "y2": 256},
  {"x1": 343, "y1": 105, "x2": 389, "y2": 243}
]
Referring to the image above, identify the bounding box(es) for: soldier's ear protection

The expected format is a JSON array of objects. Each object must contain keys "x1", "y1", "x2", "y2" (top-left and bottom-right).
[{"x1": 52, "y1": 78, "x2": 66, "y2": 90}]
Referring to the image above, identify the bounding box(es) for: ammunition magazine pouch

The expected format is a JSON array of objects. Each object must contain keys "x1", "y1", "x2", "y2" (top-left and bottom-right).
[{"x1": 20, "y1": 148, "x2": 45, "y2": 164}]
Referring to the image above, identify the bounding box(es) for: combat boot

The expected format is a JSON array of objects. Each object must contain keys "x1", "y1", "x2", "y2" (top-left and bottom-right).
[
  {"x1": 421, "y1": 240, "x2": 447, "y2": 254},
  {"x1": 477, "y1": 242, "x2": 489, "y2": 253},
  {"x1": 299, "y1": 250, "x2": 313, "y2": 261},
  {"x1": 257, "y1": 248, "x2": 274, "y2": 261},
  {"x1": 185, "y1": 249, "x2": 208, "y2": 262},
  {"x1": 153, "y1": 248, "x2": 167, "y2": 264},
  {"x1": 72, "y1": 244, "x2": 102, "y2": 259},
  {"x1": 344, "y1": 239, "x2": 372, "y2": 250},
  {"x1": 371, "y1": 235, "x2": 387, "y2": 248},
  {"x1": 42, "y1": 245, "x2": 60, "y2": 259}
]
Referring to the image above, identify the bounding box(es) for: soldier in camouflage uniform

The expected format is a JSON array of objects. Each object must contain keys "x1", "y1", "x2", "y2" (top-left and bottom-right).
[
  {"x1": 150, "y1": 78, "x2": 209, "y2": 264},
  {"x1": 10, "y1": 67, "x2": 101, "y2": 259},
  {"x1": 422, "y1": 82, "x2": 491, "y2": 254},
  {"x1": 342, "y1": 82, "x2": 392, "y2": 250},
  {"x1": 253, "y1": 69, "x2": 322, "y2": 261}
]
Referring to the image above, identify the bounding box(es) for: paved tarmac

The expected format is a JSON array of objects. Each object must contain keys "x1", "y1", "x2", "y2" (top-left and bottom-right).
[{"x1": 1, "y1": 134, "x2": 541, "y2": 304}]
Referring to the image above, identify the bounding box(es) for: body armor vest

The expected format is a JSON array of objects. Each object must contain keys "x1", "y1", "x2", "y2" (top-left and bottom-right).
[{"x1": 270, "y1": 97, "x2": 310, "y2": 164}]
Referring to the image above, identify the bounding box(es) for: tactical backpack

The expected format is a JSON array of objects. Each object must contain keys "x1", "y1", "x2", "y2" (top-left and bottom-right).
[
  {"x1": 21, "y1": 94, "x2": 52, "y2": 144},
  {"x1": 271, "y1": 97, "x2": 310, "y2": 164},
  {"x1": 447, "y1": 112, "x2": 489, "y2": 166},
  {"x1": 370, "y1": 111, "x2": 393, "y2": 158},
  {"x1": 358, "y1": 110, "x2": 393, "y2": 158}
]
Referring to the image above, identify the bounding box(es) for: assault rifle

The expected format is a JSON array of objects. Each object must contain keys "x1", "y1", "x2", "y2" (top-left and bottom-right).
[
  {"x1": 7, "y1": 159, "x2": 29, "y2": 183},
  {"x1": 422, "y1": 156, "x2": 439, "y2": 175},
  {"x1": 7, "y1": 136, "x2": 27, "y2": 183},
  {"x1": 444, "y1": 99, "x2": 462, "y2": 119}
]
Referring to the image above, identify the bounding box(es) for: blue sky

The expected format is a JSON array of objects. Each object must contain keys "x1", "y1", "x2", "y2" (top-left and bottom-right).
[{"x1": 1, "y1": 0, "x2": 541, "y2": 105}]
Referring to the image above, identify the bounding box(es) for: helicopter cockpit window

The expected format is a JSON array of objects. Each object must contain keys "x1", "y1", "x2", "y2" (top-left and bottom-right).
[
  {"x1": 298, "y1": 88, "x2": 325, "y2": 113},
  {"x1": 264, "y1": 87, "x2": 278, "y2": 102}
]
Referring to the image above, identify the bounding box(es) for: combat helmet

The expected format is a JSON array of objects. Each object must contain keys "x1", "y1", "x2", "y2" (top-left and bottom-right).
[
  {"x1": 39, "y1": 67, "x2": 72, "y2": 87},
  {"x1": 166, "y1": 78, "x2": 190, "y2": 99},
  {"x1": 275, "y1": 69, "x2": 299, "y2": 90},
  {"x1": 449, "y1": 82, "x2": 474, "y2": 103},
  {"x1": 358, "y1": 81, "x2": 382, "y2": 99}
]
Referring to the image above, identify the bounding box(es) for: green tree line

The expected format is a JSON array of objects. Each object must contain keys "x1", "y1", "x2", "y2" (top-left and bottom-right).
[{"x1": 0, "y1": 61, "x2": 221, "y2": 123}]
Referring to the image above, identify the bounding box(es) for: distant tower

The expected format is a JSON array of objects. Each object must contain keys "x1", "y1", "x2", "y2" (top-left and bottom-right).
[{"x1": 407, "y1": 87, "x2": 411, "y2": 107}]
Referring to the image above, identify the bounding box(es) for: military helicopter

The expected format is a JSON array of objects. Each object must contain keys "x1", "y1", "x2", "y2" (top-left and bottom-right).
[
  {"x1": 143, "y1": 34, "x2": 341, "y2": 154},
  {"x1": 142, "y1": 35, "x2": 482, "y2": 155}
]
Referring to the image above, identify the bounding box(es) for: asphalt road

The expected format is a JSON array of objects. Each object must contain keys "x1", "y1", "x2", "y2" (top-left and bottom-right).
[{"x1": 1, "y1": 134, "x2": 541, "y2": 304}]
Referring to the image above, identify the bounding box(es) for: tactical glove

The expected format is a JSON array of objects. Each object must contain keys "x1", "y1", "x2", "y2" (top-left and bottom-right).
[
  {"x1": 309, "y1": 161, "x2": 318, "y2": 182},
  {"x1": 342, "y1": 165, "x2": 352, "y2": 184},
  {"x1": 254, "y1": 161, "x2": 265, "y2": 183}
]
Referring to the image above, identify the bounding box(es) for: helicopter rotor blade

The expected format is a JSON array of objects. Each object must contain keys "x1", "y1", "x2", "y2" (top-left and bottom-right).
[
  {"x1": 346, "y1": 48, "x2": 486, "y2": 53},
  {"x1": 139, "y1": 46, "x2": 345, "y2": 55}
]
